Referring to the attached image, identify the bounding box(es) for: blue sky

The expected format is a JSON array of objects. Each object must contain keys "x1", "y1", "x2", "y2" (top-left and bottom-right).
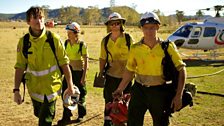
[{"x1": 0, "y1": 0, "x2": 223, "y2": 16}]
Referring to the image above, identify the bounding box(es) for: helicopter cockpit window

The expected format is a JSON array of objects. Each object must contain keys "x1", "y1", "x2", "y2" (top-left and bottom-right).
[
  {"x1": 203, "y1": 27, "x2": 216, "y2": 37},
  {"x1": 173, "y1": 25, "x2": 193, "y2": 37},
  {"x1": 191, "y1": 27, "x2": 202, "y2": 38}
]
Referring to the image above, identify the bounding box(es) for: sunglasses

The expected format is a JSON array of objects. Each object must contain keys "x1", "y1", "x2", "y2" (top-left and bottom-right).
[{"x1": 109, "y1": 22, "x2": 120, "y2": 26}]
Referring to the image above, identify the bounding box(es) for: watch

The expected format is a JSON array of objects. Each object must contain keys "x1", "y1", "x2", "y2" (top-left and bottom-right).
[{"x1": 13, "y1": 89, "x2": 20, "y2": 93}]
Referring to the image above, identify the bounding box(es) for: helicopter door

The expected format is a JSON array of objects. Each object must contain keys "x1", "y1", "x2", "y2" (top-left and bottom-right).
[
  {"x1": 187, "y1": 27, "x2": 202, "y2": 48},
  {"x1": 200, "y1": 27, "x2": 216, "y2": 49}
]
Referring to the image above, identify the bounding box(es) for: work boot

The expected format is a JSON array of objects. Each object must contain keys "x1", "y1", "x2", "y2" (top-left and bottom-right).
[{"x1": 104, "y1": 120, "x2": 113, "y2": 126}]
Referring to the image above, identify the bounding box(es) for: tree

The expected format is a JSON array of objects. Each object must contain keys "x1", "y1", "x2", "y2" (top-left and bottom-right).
[
  {"x1": 153, "y1": 9, "x2": 165, "y2": 25},
  {"x1": 196, "y1": 10, "x2": 204, "y2": 19},
  {"x1": 176, "y1": 10, "x2": 184, "y2": 24},
  {"x1": 41, "y1": 5, "x2": 50, "y2": 19},
  {"x1": 58, "y1": 6, "x2": 81, "y2": 24},
  {"x1": 110, "y1": 6, "x2": 140, "y2": 25},
  {"x1": 83, "y1": 6, "x2": 101, "y2": 25},
  {"x1": 58, "y1": 6, "x2": 67, "y2": 23}
]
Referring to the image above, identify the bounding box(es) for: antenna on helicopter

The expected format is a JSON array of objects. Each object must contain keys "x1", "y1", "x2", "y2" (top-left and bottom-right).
[
  {"x1": 214, "y1": 5, "x2": 224, "y2": 17},
  {"x1": 200, "y1": 5, "x2": 224, "y2": 17}
]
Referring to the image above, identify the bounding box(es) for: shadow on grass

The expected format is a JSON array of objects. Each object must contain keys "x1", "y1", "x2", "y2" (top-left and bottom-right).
[
  {"x1": 53, "y1": 113, "x2": 102, "y2": 126},
  {"x1": 183, "y1": 59, "x2": 224, "y2": 67},
  {"x1": 197, "y1": 91, "x2": 224, "y2": 97}
]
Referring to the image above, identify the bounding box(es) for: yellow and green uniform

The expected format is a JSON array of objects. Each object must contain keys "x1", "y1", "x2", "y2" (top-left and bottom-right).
[
  {"x1": 126, "y1": 39, "x2": 186, "y2": 86},
  {"x1": 100, "y1": 33, "x2": 134, "y2": 78},
  {"x1": 61, "y1": 40, "x2": 88, "y2": 119},
  {"x1": 15, "y1": 27, "x2": 69, "y2": 103},
  {"x1": 65, "y1": 40, "x2": 89, "y2": 70}
]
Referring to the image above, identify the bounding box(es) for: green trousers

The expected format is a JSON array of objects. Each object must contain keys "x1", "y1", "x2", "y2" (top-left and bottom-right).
[
  {"x1": 61, "y1": 70, "x2": 87, "y2": 119},
  {"x1": 31, "y1": 96, "x2": 56, "y2": 126}
]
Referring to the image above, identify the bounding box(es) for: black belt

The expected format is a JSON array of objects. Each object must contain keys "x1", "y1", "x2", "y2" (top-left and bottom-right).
[{"x1": 135, "y1": 81, "x2": 165, "y2": 88}]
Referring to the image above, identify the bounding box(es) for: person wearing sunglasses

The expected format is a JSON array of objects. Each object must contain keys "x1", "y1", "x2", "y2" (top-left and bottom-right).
[{"x1": 99, "y1": 12, "x2": 134, "y2": 126}]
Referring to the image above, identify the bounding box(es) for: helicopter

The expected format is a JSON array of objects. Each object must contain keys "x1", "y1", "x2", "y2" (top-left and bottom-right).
[
  {"x1": 167, "y1": 5, "x2": 224, "y2": 58},
  {"x1": 45, "y1": 19, "x2": 57, "y2": 28}
]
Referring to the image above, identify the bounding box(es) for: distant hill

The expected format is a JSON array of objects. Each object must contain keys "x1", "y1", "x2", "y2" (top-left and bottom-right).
[
  {"x1": 0, "y1": 6, "x2": 215, "y2": 25},
  {"x1": 10, "y1": 12, "x2": 26, "y2": 20},
  {"x1": 1, "y1": 6, "x2": 140, "y2": 25},
  {"x1": 0, "y1": 13, "x2": 16, "y2": 20}
]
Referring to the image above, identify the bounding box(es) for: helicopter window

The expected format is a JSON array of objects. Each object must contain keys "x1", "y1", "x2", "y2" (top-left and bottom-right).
[
  {"x1": 173, "y1": 25, "x2": 193, "y2": 37},
  {"x1": 191, "y1": 27, "x2": 202, "y2": 38},
  {"x1": 203, "y1": 27, "x2": 216, "y2": 37}
]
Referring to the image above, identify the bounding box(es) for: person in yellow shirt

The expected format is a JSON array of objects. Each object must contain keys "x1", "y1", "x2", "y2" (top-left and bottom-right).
[
  {"x1": 113, "y1": 12, "x2": 187, "y2": 126},
  {"x1": 99, "y1": 12, "x2": 134, "y2": 126},
  {"x1": 58, "y1": 22, "x2": 89, "y2": 125},
  {"x1": 13, "y1": 6, "x2": 75, "y2": 126}
]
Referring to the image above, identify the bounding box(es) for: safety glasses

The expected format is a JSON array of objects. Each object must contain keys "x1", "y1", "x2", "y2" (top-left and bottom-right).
[
  {"x1": 109, "y1": 22, "x2": 120, "y2": 26},
  {"x1": 66, "y1": 25, "x2": 79, "y2": 33}
]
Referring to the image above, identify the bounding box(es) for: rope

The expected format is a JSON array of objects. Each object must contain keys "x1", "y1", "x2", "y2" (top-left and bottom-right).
[
  {"x1": 187, "y1": 67, "x2": 224, "y2": 79},
  {"x1": 197, "y1": 91, "x2": 224, "y2": 97},
  {"x1": 88, "y1": 57, "x2": 224, "y2": 79}
]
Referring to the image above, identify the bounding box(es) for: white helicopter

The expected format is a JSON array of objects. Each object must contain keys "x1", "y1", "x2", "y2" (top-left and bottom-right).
[{"x1": 167, "y1": 5, "x2": 224, "y2": 59}]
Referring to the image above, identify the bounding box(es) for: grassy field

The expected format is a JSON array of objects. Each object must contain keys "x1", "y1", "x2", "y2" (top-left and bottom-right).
[{"x1": 0, "y1": 22, "x2": 224, "y2": 126}]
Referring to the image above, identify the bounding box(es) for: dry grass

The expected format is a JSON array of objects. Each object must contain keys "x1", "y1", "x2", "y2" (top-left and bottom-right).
[{"x1": 0, "y1": 22, "x2": 224, "y2": 126}]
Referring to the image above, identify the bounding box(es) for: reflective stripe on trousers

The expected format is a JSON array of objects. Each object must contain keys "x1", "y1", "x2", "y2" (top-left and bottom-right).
[
  {"x1": 27, "y1": 65, "x2": 58, "y2": 76},
  {"x1": 30, "y1": 89, "x2": 62, "y2": 102}
]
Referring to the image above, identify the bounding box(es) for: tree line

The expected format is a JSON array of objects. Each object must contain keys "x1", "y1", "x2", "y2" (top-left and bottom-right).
[{"x1": 3, "y1": 5, "x2": 216, "y2": 26}]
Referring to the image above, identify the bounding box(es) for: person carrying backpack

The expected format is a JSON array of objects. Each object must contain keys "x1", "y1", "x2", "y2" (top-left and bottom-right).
[
  {"x1": 113, "y1": 12, "x2": 187, "y2": 126},
  {"x1": 99, "y1": 12, "x2": 134, "y2": 126},
  {"x1": 13, "y1": 6, "x2": 75, "y2": 126},
  {"x1": 57, "y1": 22, "x2": 89, "y2": 125}
]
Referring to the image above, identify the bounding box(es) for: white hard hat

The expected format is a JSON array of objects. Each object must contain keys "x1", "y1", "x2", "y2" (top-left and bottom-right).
[
  {"x1": 140, "y1": 12, "x2": 161, "y2": 26},
  {"x1": 63, "y1": 86, "x2": 80, "y2": 111},
  {"x1": 66, "y1": 22, "x2": 81, "y2": 33},
  {"x1": 105, "y1": 12, "x2": 126, "y2": 25}
]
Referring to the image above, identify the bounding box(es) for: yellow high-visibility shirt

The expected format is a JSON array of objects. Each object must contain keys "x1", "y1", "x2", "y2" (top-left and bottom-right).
[
  {"x1": 14, "y1": 27, "x2": 69, "y2": 102},
  {"x1": 65, "y1": 40, "x2": 89, "y2": 71},
  {"x1": 126, "y1": 39, "x2": 186, "y2": 86},
  {"x1": 100, "y1": 33, "x2": 134, "y2": 78}
]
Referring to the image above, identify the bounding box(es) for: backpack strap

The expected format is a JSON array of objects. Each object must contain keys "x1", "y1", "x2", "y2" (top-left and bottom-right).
[
  {"x1": 64, "y1": 40, "x2": 84, "y2": 56},
  {"x1": 78, "y1": 41, "x2": 84, "y2": 55},
  {"x1": 104, "y1": 33, "x2": 112, "y2": 62},
  {"x1": 102, "y1": 33, "x2": 112, "y2": 75},
  {"x1": 46, "y1": 31, "x2": 55, "y2": 54},
  {"x1": 161, "y1": 40, "x2": 179, "y2": 88},
  {"x1": 22, "y1": 33, "x2": 32, "y2": 59},
  {"x1": 124, "y1": 33, "x2": 131, "y2": 50},
  {"x1": 45, "y1": 31, "x2": 63, "y2": 74},
  {"x1": 161, "y1": 40, "x2": 170, "y2": 56},
  {"x1": 64, "y1": 39, "x2": 68, "y2": 49}
]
